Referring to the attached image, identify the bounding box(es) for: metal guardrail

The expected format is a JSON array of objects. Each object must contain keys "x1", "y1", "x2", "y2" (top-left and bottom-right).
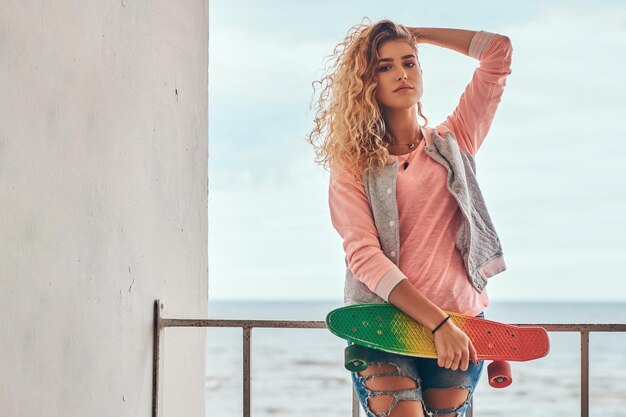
[{"x1": 151, "y1": 300, "x2": 626, "y2": 417}]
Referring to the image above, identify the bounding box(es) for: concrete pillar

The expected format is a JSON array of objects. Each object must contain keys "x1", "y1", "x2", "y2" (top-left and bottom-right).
[{"x1": 0, "y1": 1, "x2": 208, "y2": 416}]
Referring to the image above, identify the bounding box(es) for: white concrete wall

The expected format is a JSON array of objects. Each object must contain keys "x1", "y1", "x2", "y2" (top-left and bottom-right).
[{"x1": 0, "y1": 2, "x2": 208, "y2": 416}]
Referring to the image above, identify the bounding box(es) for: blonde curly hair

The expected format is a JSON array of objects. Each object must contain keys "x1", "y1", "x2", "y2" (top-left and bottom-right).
[{"x1": 307, "y1": 17, "x2": 429, "y2": 180}]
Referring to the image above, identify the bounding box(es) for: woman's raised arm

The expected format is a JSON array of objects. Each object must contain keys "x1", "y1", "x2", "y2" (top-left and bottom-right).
[
  {"x1": 409, "y1": 28, "x2": 513, "y2": 155},
  {"x1": 408, "y1": 27, "x2": 477, "y2": 56}
]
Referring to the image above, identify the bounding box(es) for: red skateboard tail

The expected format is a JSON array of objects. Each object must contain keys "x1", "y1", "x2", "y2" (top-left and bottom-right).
[{"x1": 451, "y1": 314, "x2": 550, "y2": 361}]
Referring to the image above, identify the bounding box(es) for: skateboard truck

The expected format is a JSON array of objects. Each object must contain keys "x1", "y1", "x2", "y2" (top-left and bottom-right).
[
  {"x1": 487, "y1": 360, "x2": 512, "y2": 388},
  {"x1": 344, "y1": 344, "x2": 369, "y2": 373}
]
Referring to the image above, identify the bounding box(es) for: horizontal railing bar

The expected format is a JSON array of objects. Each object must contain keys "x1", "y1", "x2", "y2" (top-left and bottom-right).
[
  {"x1": 514, "y1": 324, "x2": 626, "y2": 332},
  {"x1": 160, "y1": 318, "x2": 626, "y2": 332},
  {"x1": 161, "y1": 318, "x2": 327, "y2": 329}
]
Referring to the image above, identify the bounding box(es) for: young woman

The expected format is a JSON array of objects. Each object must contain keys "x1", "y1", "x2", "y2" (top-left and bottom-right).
[{"x1": 308, "y1": 18, "x2": 512, "y2": 417}]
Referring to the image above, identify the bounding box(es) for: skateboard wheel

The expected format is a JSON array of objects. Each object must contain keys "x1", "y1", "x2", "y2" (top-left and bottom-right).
[
  {"x1": 345, "y1": 344, "x2": 369, "y2": 373},
  {"x1": 488, "y1": 360, "x2": 512, "y2": 388}
]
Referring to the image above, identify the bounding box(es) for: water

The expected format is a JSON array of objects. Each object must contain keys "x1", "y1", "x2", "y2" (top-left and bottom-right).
[{"x1": 205, "y1": 301, "x2": 626, "y2": 417}]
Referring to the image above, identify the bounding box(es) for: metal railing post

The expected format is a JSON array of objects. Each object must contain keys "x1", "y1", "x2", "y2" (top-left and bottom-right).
[
  {"x1": 152, "y1": 300, "x2": 161, "y2": 417},
  {"x1": 243, "y1": 325, "x2": 252, "y2": 417},
  {"x1": 352, "y1": 388, "x2": 360, "y2": 417},
  {"x1": 581, "y1": 331, "x2": 589, "y2": 417}
]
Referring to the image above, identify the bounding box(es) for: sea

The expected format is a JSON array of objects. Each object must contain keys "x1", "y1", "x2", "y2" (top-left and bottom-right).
[{"x1": 205, "y1": 301, "x2": 626, "y2": 417}]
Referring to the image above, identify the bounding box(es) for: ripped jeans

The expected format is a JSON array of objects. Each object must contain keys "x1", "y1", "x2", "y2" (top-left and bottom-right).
[{"x1": 350, "y1": 312, "x2": 484, "y2": 417}]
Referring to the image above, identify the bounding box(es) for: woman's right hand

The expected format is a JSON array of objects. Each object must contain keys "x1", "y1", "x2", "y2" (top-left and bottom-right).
[{"x1": 432, "y1": 319, "x2": 478, "y2": 371}]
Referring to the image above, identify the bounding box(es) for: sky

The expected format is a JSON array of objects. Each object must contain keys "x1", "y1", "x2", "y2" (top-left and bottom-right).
[{"x1": 207, "y1": 0, "x2": 626, "y2": 302}]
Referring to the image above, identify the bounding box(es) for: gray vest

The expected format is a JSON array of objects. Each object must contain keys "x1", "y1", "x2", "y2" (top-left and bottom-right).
[{"x1": 344, "y1": 128, "x2": 506, "y2": 305}]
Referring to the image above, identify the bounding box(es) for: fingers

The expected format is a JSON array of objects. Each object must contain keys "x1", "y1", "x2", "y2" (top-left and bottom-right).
[
  {"x1": 437, "y1": 347, "x2": 452, "y2": 368},
  {"x1": 469, "y1": 340, "x2": 478, "y2": 365},
  {"x1": 445, "y1": 343, "x2": 476, "y2": 371},
  {"x1": 438, "y1": 350, "x2": 463, "y2": 370},
  {"x1": 459, "y1": 347, "x2": 470, "y2": 372},
  {"x1": 437, "y1": 343, "x2": 473, "y2": 371},
  {"x1": 446, "y1": 352, "x2": 456, "y2": 370},
  {"x1": 437, "y1": 352, "x2": 446, "y2": 368}
]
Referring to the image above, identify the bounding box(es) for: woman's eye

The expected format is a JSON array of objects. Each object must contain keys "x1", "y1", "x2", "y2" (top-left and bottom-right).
[{"x1": 378, "y1": 62, "x2": 416, "y2": 72}]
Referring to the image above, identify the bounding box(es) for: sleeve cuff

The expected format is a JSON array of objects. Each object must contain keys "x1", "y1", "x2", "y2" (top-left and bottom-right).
[
  {"x1": 374, "y1": 268, "x2": 408, "y2": 301},
  {"x1": 468, "y1": 30, "x2": 496, "y2": 60}
]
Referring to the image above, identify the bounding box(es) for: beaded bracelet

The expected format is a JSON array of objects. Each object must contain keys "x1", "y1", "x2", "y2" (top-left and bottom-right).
[{"x1": 431, "y1": 315, "x2": 451, "y2": 334}]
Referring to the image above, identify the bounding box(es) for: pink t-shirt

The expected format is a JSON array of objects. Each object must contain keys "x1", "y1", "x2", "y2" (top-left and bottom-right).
[{"x1": 328, "y1": 31, "x2": 512, "y2": 316}]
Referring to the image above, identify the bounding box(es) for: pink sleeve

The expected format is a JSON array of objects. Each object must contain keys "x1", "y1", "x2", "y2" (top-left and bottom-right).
[
  {"x1": 440, "y1": 31, "x2": 513, "y2": 155},
  {"x1": 328, "y1": 168, "x2": 407, "y2": 301}
]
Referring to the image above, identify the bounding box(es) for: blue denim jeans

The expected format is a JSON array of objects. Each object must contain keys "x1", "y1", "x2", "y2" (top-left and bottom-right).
[{"x1": 350, "y1": 312, "x2": 485, "y2": 417}]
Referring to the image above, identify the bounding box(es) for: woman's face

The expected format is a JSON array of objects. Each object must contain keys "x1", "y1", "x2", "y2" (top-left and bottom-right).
[{"x1": 374, "y1": 40, "x2": 423, "y2": 112}]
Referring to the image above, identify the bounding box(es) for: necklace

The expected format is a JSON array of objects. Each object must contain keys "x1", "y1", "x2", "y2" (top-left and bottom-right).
[
  {"x1": 386, "y1": 126, "x2": 423, "y2": 169},
  {"x1": 397, "y1": 147, "x2": 418, "y2": 170}
]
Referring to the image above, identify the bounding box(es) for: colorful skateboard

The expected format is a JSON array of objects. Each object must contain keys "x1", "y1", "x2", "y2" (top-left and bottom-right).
[{"x1": 325, "y1": 303, "x2": 550, "y2": 388}]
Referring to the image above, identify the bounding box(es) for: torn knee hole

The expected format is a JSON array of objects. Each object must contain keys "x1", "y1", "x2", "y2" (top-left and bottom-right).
[
  {"x1": 358, "y1": 363, "x2": 418, "y2": 391},
  {"x1": 367, "y1": 394, "x2": 396, "y2": 415},
  {"x1": 424, "y1": 388, "x2": 470, "y2": 416},
  {"x1": 368, "y1": 396, "x2": 424, "y2": 417},
  {"x1": 365, "y1": 375, "x2": 418, "y2": 391}
]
